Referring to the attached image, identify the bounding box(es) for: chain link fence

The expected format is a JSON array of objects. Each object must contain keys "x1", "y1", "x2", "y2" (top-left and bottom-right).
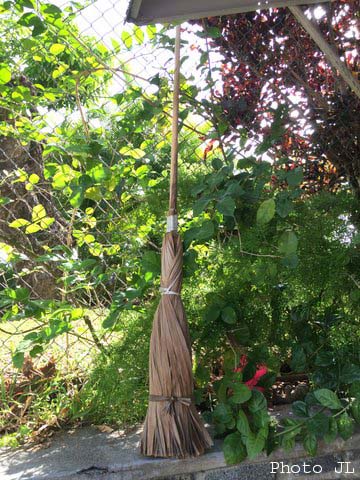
[{"x1": 0, "y1": 0, "x2": 358, "y2": 437}]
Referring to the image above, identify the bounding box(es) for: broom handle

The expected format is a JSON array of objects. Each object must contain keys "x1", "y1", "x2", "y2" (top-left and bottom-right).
[{"x1": 168, "y1": 25, "x2": 181, "y2": 217}]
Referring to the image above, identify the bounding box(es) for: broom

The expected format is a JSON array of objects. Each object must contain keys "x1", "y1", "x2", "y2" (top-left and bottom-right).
[{"x1": 140, "y1": 25, "x2": 213, "y2": 458}]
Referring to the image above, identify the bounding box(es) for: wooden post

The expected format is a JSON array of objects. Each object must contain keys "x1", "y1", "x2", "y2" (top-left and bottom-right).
[
  {"x1": 289, "y1": 5, "x2": 360, "y2": 100},
  {"x1": 168, "y1": 25, "x2": 181, "y2": 216}
]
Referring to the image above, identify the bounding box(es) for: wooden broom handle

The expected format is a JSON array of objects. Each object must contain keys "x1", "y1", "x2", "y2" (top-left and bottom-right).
[{"x1": 168, "y1": 25, "x2": 181, "y2": 216}]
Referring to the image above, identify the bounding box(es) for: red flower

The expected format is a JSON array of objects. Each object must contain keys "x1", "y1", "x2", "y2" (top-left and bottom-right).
[{"x1": 234, "y1": 355, "x2": 268, "y2": 392}]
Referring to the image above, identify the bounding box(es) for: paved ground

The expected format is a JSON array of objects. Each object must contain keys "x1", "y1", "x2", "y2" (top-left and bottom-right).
[
  {"x1": 0, "y1": 426, "x2": 226, "y2": 480},
  {"x1": 1, "y1": 411, "x2": 359, "y2": 480}
]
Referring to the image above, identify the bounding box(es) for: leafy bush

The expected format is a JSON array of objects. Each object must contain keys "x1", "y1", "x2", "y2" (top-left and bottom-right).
[{"x1": 74, "y1": 310, "x2": 151, "y2": 427}]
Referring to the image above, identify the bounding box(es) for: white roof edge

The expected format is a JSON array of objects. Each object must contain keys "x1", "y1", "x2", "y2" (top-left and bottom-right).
[{"x1": 126, "y1": 0, "x2": 331, "y2": 25}]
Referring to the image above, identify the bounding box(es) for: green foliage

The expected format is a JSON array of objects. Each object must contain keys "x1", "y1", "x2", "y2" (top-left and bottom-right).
[
  {"x1": 213, "y1": 373, "x2": 360, "y2": 463},
  {"x1": 74, "y1": 311, "x2": 150, "y2": 427}
]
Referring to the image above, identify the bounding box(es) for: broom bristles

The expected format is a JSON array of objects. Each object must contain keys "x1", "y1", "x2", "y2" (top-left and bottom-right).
[{"x1": 140, "y1": 232, "x2": 213, "y2": 458}]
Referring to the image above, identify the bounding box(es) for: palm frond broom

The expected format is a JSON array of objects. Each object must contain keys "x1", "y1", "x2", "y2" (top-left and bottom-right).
[{"x1": 140, "y1": 25, "x2": 213, "y2": 458}]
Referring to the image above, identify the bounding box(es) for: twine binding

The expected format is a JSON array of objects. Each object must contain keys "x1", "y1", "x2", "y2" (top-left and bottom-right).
[{"x1": 149, "y1": 394, "x2": 192, "y2": 416}]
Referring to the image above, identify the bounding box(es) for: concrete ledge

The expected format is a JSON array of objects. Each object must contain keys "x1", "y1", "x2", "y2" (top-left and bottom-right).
[{"x1": 1, "y1": 425, "x2": 359, "y2": 480}]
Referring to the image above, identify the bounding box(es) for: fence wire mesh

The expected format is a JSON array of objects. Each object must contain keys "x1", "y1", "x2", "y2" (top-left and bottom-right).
[{"x1": 0, "y1": 0, "x2": 358, "y2": 438}]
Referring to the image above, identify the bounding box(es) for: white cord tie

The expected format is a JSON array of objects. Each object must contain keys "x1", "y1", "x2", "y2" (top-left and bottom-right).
[
  {"x1": 159, "y1": 287, "x2": 180, "y2": 296},
  {"x1": 167, "y1": 215, "x2": 178, "y2": 233},
  {"x1": 159, "y1": 276, "x2": 180, "y2": 296}
]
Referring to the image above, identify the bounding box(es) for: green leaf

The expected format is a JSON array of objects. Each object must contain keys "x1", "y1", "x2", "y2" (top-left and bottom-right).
[
  {"x1": 196, "y1": 220, "x2": 215, "y2": 241},
  {"x1": 281, "y1": 433, "x2": 296, "y2": 451},
  {"x1": 292, "y1": 401, "x2": 309, "y2": 417},
  {"x1": 135, "y1": 165, "x2": 149, "y2": 178},
  {"x1": 193, "y1": 196, "x2": 211, "y2": 216},
  {"x1": 286, "y1": 167, "x2": 303, "y2": 187},
  {"x1": 212, "y1": 158, "x2": 223, "y2": 170},
  {"x1": 223, "y1": 350, "x2": 239, "y2": 374},
  {"x1": 102, "y1": 309, "x2": 121, "y2": 329},
  {"x1": 337, "y1": 413, "x2": 354, "y2": 440},
  {"x1": 351, "y1": 399, "x2": 360, "y2": 424},
  {"x1": 69, "y1": 186, "x2": 84, "y2": 207},
  {"x1": 278, "y1": 231, "x2": 298, "y2": 255},
  {"x1": 186, "y1": 219, "x2": 215, "y2": 246},
  {"x1": 203, "y1": 304, "x2": 221, "y2": 323},
  {"x1": 303, "y1": 432, "x2": 317, "y2": 456},
  {"x1": 141, "y1": 251, "x2": 161, "y2": 275},
  {"x1": 30, "y1": 345, "x2": 43, "y2": 357},
  {"x1": 314, "y1": 351, "x2": 335, "y2": 367},
  {"x1": 350, "y1": 381, "x2": 360, "y2": 398},
  {"x1": 90, "y1": 164, "x2": 111, "y2": 182},
  {"x1": 282, "y1": 252, "x2": 299, "y2": 268},
  {"x1": 217, "y1": 197, "x2": 236, "y2": 216},
  {"x1": 324, "y1": 417, "x2": 338, "y2": 443},
  {"x1": 256, "y1": 199, "x2": 275, "y2": 225},
  {"x1": 183, "y1": 249, "x2": 198, "y2": 277},
  {"x1": 0, "y1": 197, "x2": 12, "y2": 206},
  {"x1": 49, "y1": 43, "x2": 65, "y2": 55},
  {"x1": 221, "y1": 306, "x2": 237, "y2": 325},
  {"x1": 290, "y1": 345, "x2": 306, "y2": 373},
  {"x1": 15, "y1": 0, "x2": 34, "y2": 8},
  {"x1": 246, "y1": 431, "x2": 267, "y2": 460},
  {"x1": 223, "y1": 432, "x2": 247, "y2": 465},
  {"x1": 341, "y1": 364, "x2": 360, "y2": 384},
  {"x1": 231, "y1": 383, "x2": 252, "y2": 404},
  {"x1": 307, "y1": 412, "x2": 329, "y2": 437},
  {"x1": 0, "y1": 66, "x2": 11, "y2": 85},
  {"x1": 207, "y1": 26, "x2": 222, "y2": 38},
  {"x1": 146, "y1": 24, "x2": 157, "y2": 39},
  {"x1": 281, "y1": 418, "x2": 303, "y2": 439},
  {"x1": 314, "y1": 389, "x2": 342, "y2": 410},
  {"x1": 12, "y1": 352, "x2": 25, "y2": 369},
  {"x1": 276, "y1": 194, "x2": 293, "y2": 218},
  {"x1": 231, "y1": 324, "x2": 251, "y2": 346},
  {"x1": 40, "y1": 3, "x2": 62, "y2": 18},
  {"x1": 248, "y1": 390, "x2": 267, "y2": 413},
  {"x1": 18, "y1": 12, "x2": 47, "y2": 36},
  {"x1": 213, "y1": 403, "x2": 233, "y2": 425},
  {"x1": 236, "y1": 409, "x2": 251, "y2": 440},
  {"x1": 198, "y1": 26, "x2": 222, "y2": 38},
  {"x1": 253, "y1": 409, "x2": 271, "y2": 429},
  {"x1": 6, "y1": 287, "x2": 29, "y2": 301}
]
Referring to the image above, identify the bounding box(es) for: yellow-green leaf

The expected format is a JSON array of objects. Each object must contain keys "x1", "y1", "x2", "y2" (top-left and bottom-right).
[
  {"x1": 133, "y1": 26, "x2": 144, "y2": 45},
  {"x1": 29, "y1": 174, "x2": 40, "y2": 184},
  {"x1": 119, "y1": 147, "x2": 145, "y2": 159},
  {"x1": 31, "y1": 204, "x2": 46, "y2": 223},
  {"x1": 0, "y1": 66, "x2": 11, "y2": 85},
  {"x1": 25, "y1": 223, "x2": 42, "y2": 234},
  {"x1": 49, "y1": 43, "x2": 65, "y2": 55},
  {"x1": 9, "y1": 218, "x2": 30, "y2": 228},
  {"x1": 121, "y1": 30, "x2": 132, "y2": 49},
  {"x1": 39, "y1": 217, "x2": 54, "y2": 229}
]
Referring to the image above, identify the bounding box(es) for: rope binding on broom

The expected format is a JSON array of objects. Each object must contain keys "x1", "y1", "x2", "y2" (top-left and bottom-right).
[
  {"x1": 149, "y1": 395, "x2": 192, "y2": 416},
  {"x1": 159, "y1": 273, "x2": 181, "y2": 296}
]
